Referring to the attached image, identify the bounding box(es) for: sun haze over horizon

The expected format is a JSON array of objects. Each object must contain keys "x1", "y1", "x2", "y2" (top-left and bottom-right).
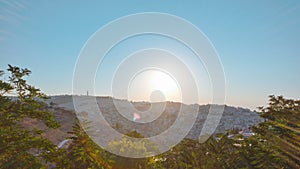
[{"x1": 1, "y1": 1, "x2": 300, "y2": 110}]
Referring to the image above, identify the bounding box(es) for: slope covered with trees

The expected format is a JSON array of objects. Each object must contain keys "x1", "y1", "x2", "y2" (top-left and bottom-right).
[{"x1": 0, "y1": 65, "x2": 299, "y2": 169}]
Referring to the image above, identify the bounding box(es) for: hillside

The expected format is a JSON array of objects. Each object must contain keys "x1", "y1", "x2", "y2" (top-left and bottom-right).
[{"x1": 39, "y1": 95, "x2": 263, "y2": 144}]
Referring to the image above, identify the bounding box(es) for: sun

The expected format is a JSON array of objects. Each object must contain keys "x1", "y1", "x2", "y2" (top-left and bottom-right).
[
  {"x1": 127, "y1": 69, "x2": 181, "y2": 102},
  {"x1": 149, "y1": 70, "x2": 179, "y2": 99}
]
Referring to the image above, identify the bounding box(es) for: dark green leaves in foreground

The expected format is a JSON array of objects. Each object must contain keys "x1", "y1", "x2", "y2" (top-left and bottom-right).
[{"x1": 0, "y1": 65, "x2": 60, "y2": 168}]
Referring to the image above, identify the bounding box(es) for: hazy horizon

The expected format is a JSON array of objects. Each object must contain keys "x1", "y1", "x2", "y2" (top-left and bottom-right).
[{"x1": 46, "y1": 94, "x2": 262, "y2": 111}]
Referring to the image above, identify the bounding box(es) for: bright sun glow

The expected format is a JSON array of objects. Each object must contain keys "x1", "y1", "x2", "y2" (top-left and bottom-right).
[
  {"x1": 149, "y1": 70, "x2": 179, "y2": 97},
  {"x1": 128, "y1": 69, "x2": 181, "y2": 102}
]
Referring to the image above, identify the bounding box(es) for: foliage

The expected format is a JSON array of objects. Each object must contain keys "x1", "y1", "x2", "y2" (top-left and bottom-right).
[
  {"x1": 0, "y1": 65, "x2": 61, "y2": 168},
  {"x1": 247, "y1": 95, "x2": 300, "y2": 168},
  {"x1": 1, "y1": 65, "x2": 299, "y2": 169},
  {"x1": 149, "y1": 95, "x2": 300, "y2": 169},
  {"x1": 107, "y1": 130, "x2": 160, "y2": 169},
  {"x1": 154, "y1": 135, "x2": 250, "y2": 169},
  {"x1": 65, "y1": 121, "x2": 114, "y2": 169}
]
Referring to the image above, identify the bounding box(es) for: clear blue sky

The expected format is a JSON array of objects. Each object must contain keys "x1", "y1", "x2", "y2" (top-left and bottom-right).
[{"x1": 1, "y1": 0, "x2": 300, "y2": 110}]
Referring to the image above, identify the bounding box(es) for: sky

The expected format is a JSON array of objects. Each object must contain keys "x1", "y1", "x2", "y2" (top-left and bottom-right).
[{"x1": 0, "y1": 0, "x2": 300, "y2": 110}]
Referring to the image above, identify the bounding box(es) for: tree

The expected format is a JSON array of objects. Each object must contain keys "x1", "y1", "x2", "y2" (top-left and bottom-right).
[
  {"x1": 2, "y1": 65, "x2": 299, "y2": 169},
  {"x1": 149, "y1": 94, "x2": 300, "y2": 169},
  {"x1": 107, "y1": 130, "x2": 160, "y2": 169},
  {"x1": 245, "y1": 95, "x2": 300, "y2": 168},
  {"x1": 66, "y1": 121, "x2": 114, "y2": 169},
  {"x1": 0, "y1": 65, "x2": 62, "y2": 168},
  {"x1": 158, "y1": 135, "x2": 250, "y2": 169}
]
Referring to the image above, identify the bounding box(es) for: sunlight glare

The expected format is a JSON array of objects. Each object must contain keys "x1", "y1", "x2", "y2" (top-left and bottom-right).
[{"x1": 149, "y1": 70, "x2": 179, "y2": 99}]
